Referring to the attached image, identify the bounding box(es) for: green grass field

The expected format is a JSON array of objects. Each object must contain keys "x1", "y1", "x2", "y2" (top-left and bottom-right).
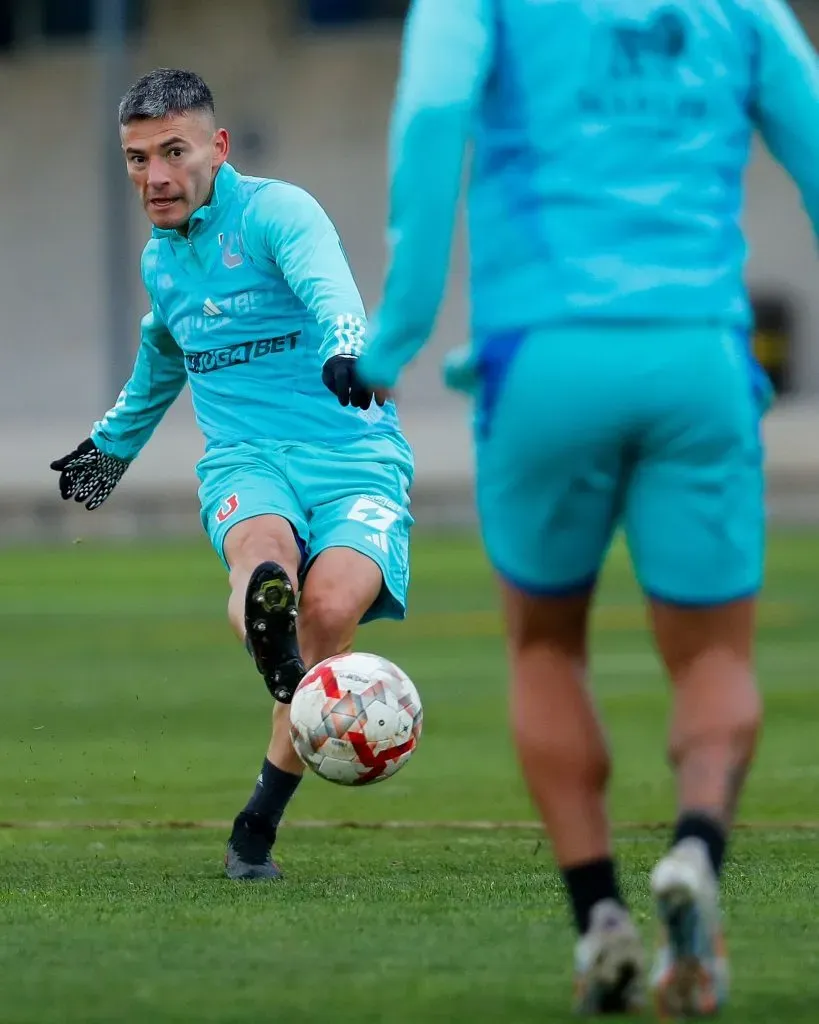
[{"x1": 0, "y1": 531, "x2": 817, "y2": 1022}]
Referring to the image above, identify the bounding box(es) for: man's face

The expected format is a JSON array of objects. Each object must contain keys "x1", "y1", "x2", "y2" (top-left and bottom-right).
[{"x1": 121, "y1": 111, "x2": 229, "y2": 231}]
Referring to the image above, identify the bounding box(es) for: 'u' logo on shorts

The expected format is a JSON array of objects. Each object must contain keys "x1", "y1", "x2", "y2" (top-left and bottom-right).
[{"x1": 216, "y1": 494, "x2": 240, "y2": 523}]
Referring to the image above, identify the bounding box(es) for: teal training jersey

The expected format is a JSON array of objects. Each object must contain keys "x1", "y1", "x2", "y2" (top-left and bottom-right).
[
  {"x1": 359, "y1": 0, "x2": 819, "y2": 389},
  {"x1": 91, "y1": 162, "x2": 411, "y2": 471}
]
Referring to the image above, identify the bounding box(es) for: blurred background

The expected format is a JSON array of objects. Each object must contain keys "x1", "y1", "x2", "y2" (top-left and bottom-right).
[{"x1": 1, "y1": 0, "x2": 818, "y2": 541}]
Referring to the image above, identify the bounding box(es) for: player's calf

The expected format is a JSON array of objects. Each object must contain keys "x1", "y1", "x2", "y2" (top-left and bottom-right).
[
  {"x1": 649, "y1": 597, "x2": 761, "y2": 1016},
  {"x1": 227, "y1": 547, "x2": 386, "y2": 882},
  {"x1": 502, "y1": 584, "x2": 646, "y2": 1013},
  {"x1": 224, "y1": 563, "x2": 307, "y2": 881},
  {"x1": 653, "y1": 597, "x2": 761, "y2": 866}
]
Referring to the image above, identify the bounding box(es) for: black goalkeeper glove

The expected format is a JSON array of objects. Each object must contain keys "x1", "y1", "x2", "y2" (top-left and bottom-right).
[
  {"x1": 321, "y1": 355, "x2": 387, "y2": 411},
  {"x1": 49, "y1": 438, "x2": 130, "y2": 511}
]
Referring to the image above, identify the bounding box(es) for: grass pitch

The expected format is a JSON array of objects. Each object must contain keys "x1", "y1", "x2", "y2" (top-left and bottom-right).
[{"x1": 0, "y1": 531, "x2": 816, "y2": 1021}]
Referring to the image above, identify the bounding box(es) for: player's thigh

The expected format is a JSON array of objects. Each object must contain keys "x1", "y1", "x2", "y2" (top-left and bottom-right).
[
  {"x1": 649, "y1": 597, "x2": 756, "y2": 683},
  {"x1": 624, "y1": 331, "x2": 765, "y2": 606},
  {"x1": 298, "y1": 547, "x2": 385, "y2": 659},
  {"x1": 197, "y1": 443, "x2": 309, "y2": 571},
  {"x1": 302, "y1": 462, "x2": 413, "y2": 625},
  {"x1": 475, "y1": 329, "x2": 629, "y2": 594}
]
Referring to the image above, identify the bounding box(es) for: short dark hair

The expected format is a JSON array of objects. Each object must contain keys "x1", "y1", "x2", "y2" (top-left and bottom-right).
[{"x1": 118, "y1": 68, "x2": 215, "y2": 126}]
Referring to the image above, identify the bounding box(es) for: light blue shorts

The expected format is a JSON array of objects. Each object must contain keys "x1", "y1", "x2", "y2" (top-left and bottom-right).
[
  {"x1": 197, "y1": 436, "x2": 414, "y2": 623},
  {"x1": 473, "y1": 326, "x2": 766, "y2": 605}
]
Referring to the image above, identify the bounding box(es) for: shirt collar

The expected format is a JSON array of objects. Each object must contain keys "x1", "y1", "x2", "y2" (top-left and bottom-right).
[{"x1": 151, "y1": 162, "x2": 240, "y2": 239}]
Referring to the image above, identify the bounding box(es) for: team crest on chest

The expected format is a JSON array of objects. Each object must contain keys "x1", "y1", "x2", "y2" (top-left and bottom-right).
[{"x1": 219, "y1": 231, "x2": 244, "y2": 269}]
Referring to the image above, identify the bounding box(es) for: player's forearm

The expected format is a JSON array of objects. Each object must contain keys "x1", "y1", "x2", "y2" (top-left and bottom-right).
[
  {"x1": 284, "y1": 231, "x2": 369, "y2": 366},
  {"x1": 359, "y1": 0, "x2": 492, "y2": 387},
  {"x1": 90, "y1": 328, "x2": 186, "y2": 461},
  {"x1": 753, "y1": 0, "x2": 819, "y2": 240},
  {"x1": 759, "y1": 92, "x2": 819, "y2": 243},
  {"x1": 243, "y1": 182, "x2": 370, "y2": 367},
  {"x1": 359, "y1": 103, "x2": 466, "y2": 388},
  {"x1": 91, "y1": 388, "x2": 178, "y2": 462}
]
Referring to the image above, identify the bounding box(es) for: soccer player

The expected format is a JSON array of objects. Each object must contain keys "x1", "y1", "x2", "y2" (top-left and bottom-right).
[
  {"x1": 349, "y1": 0, "x2": 819, "y2": 1015},
  {"x1": 50, "y1": 69, "x2": 414, "y2": 882}
]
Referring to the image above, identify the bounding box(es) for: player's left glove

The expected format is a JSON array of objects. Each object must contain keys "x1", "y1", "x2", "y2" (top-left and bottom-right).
[
  {"x1": 321, "y1": 355, "x2": 387, "y2": 411},
  {"x1": 49, "y1": 438, "x2": 131, "y2": 511}
]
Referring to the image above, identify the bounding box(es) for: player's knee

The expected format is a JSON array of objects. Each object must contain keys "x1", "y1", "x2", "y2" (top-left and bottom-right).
[
  {"x1": 651, "y1": 598, "x2": 755, "y2": 678},
  {"x1": 504, "y1": 590, "x2": 590, "y2": 659},
  {"x1": 673, "y1": 690, "x2": 762, "y2": 754},
  {"x1": 298, "y1": 588, "x2": 359, "y2": 666}
]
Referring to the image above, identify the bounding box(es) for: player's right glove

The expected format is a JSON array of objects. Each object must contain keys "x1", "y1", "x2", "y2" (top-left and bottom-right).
[
  {"x1": 49, "y1": 438, "x2": 131, "y2": 511},
  {"x1": 321, "y1": 355, "x2": 388, "y2": 411}
]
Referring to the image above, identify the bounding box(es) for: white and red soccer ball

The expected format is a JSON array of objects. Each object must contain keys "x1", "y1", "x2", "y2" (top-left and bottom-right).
[{"x1": 289, "y1": 652, "x2": 423, "y2": 786}]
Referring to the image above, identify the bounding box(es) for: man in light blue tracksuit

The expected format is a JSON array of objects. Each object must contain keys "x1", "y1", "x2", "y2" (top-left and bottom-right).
[
  {"x1": 50, "y1": 68, "x2": 414, "y2": 884},
  {"x1": 349, "y1": 0, "x2": 819, "y2": 1013}
]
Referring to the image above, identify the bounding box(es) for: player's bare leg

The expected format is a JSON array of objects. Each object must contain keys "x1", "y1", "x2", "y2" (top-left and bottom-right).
[
  {"x1": 501, "y1": 582, "x2": 644, "y2": 1015},
  {"x1": 649, "y1": 598, "x2": 761, "y2": 1018},
  {"x1": 223, "y1": 514, "x2": 304, "y2": 880},
  {"x1": 226, "y1": 534, "x2": 383, "y2": 881}
]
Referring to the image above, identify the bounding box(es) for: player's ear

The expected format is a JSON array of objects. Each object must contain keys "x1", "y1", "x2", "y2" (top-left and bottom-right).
[{"x1": 213, "y1": 127, "x2": 230, "y2": 164}]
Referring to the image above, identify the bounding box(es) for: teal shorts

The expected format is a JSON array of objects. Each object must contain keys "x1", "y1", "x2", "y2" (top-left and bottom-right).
[
  {"x1": 197, "y1": 436, "x2": 414, "y2": 623},
  {"x1": 473, "y1": 326, "x2": 766, "y2": 605}
]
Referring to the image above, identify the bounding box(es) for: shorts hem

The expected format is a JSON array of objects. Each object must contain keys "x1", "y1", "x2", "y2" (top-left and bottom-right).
[
  {"x1": 303, "y1": 540, "x2": 408, "y2": 624},
  {"x1": 644, "y1": 584, "x2": 761, "y2": 608},
  {"x1": 209, "y1": 510, "x2": 307, "y2": 569},
  {"x1": 494, "y1": 564, "x2": 598, "y2": 598}
]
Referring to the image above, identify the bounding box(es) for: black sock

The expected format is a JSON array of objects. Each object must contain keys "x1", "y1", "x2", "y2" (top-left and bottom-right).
[
  {"x1": 561, "y1": 857, "x2": 624, "y2": 935},
  {"x1": 242, "y1": 759, "x2": 302, "y2": 831},
  {"x1": 673, "y1": 812, "x2": 727, "y2": 877}
]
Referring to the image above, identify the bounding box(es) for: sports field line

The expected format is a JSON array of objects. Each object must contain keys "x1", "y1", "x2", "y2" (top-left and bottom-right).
[
  {"x1": 0, "y1": 601, "x2": 803, "y2": 633},
  {"x1": 0, "y1": 819, "x2": 816, "y2": 832}
]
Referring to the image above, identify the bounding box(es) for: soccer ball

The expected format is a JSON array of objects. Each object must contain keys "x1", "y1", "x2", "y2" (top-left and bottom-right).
[{"x1": 289, "y1": 652, "x2": 423, "y2": 786}]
